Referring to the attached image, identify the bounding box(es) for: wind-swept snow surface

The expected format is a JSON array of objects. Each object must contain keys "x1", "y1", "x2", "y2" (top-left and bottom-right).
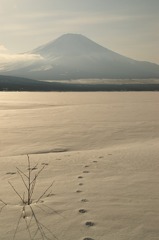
[{"x1": 0, "y1": 92, "x2": 159, "y2": 240}]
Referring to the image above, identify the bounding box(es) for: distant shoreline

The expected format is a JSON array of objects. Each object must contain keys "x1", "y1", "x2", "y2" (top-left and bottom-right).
[
  {"x1": 1, "y1": 83, "x2": 159, "y2": 92},
  {"x1": 1, "y1": 76, "x2": 159, "y2": 92}
]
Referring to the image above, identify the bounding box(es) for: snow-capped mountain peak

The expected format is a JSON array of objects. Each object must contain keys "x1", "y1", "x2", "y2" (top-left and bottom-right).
[{"x1": 1, "y1": 33, "x2": 159, "y2": 80}]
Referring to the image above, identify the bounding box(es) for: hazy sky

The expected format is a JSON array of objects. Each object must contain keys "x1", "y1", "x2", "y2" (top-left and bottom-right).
[{"x1": 0, "y1": 0, "x2": 159, "y2": 64}]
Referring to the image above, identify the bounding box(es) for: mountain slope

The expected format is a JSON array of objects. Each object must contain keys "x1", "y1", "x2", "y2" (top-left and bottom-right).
[
  {"x1": 0, "y1": 75, "x2": 53, "y2": 91},
  {"x1": 1, "y1": 33, "x2": 159, "y2": 80}
]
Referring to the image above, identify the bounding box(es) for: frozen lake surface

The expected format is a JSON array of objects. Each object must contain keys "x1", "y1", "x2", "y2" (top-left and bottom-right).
[
  {"x1": 0, "y1": 92, "x2": 159, "y2": 157},
  {"x1": 0, "y1": 92, "x2": 159, "y2": 240}
]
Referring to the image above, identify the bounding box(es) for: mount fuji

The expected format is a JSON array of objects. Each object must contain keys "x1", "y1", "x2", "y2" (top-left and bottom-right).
[{"x1": 1, "y1": 33, "x2": 159, "y2": 80}]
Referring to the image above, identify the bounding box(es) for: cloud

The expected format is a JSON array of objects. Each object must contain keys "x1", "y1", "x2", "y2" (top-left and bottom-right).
[
  {"x1": 0, "y1": 44, "x2": 9, "y2": 53},
  {"x1": 0, "y1": 50, "x2": 44, "y2": 71},
  {"x1": 0, "y1": 53, "x2": 43, "y2": 62},
  {"x1": 0, "y1": 44, "x2": 43, "y2": 63}
]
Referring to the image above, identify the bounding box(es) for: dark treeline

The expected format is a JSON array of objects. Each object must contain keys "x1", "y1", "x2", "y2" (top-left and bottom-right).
[{"x1": 0, "y1": 75, "x2": 159, "y2": 92}]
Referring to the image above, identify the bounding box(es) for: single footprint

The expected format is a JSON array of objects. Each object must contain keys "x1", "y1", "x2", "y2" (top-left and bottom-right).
[
  {"x1": 6, "y1": 172, "x2": 16, "y2": 175},
  {"x1": 85, "y1": 221, "x2": 95, "y2": 227},
  {"x1": 79, "y1": 183, "x2": 84, "y2": 186},
  {"x1": 79, "y1": 209, "x2": 87, "y2": 213},
  {"x1": 46, "y1": 193, "x2": 55, "y2": 197},
  {"x1": 83, "y1": 238, "x2": 94, "y2": 240},
  {"x1": 28, "y1": 167, "x2": 37, "y2": 171},
  {"x1": 99, "y1": 156, "x2": 103, "y2": 158},
  {"x1": 93, "y1": 160, "x2": 97, "y2": 163},
  {"x1": 78, "y1": 176, "x2": 83, "y2": 179},
  {"x1": 76, "y1": 190, "x2": 82, "y2": 193},
  {"x1": 83, "y1": 171, "x2": 89, "y2": 173},
  {"x1": 81, "y1": 199, "x2": 89, "y2": 202},
  {"x1": 41, "y1": 163, "x2": 49, "y2": 166},
  {"x1": 84, "y1": 165, "x2": 89, "y2": 168}
]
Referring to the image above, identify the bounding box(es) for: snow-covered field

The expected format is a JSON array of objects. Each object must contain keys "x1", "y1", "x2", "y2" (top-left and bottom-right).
[{"x1": 0, "y1": 92, "x2": 159, "y2": 240}]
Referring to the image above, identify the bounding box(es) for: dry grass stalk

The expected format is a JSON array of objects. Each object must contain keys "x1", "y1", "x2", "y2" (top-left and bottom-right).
[
  {"x1": 0, "y1": 199, "x2": 7, "y2": 214},
  {"x1": 9, "y1": 155, "x2": 53, "y2": 205},
  {"x1": 6, "y1": 154, "x2": 58, "y2": 240}
]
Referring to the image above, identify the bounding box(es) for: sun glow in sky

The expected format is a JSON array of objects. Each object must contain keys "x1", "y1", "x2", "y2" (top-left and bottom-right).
[{"x1": 0, "y1": 0, "x2": 159, "y2": 64}]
